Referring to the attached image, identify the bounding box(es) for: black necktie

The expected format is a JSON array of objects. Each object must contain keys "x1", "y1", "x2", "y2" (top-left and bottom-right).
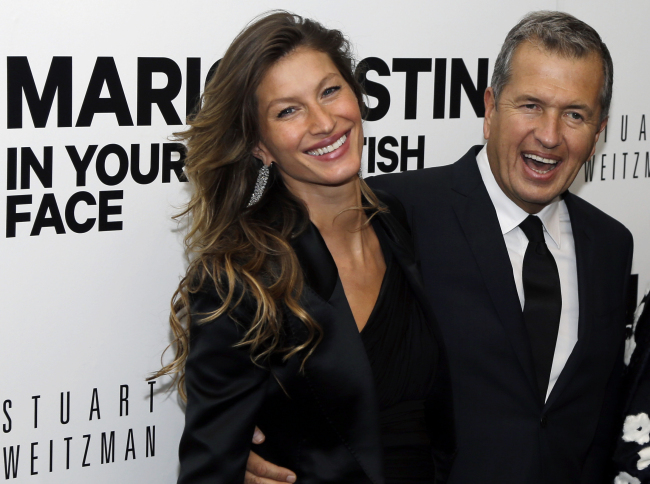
[{"x1": 519, "y1": 215, "x2": 562, "y2": 403}]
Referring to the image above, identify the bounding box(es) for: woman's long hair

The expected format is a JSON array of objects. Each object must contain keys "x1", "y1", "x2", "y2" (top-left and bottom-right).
[{"x1": 152, "y1": 11, "x2": 383, "y2": 399}]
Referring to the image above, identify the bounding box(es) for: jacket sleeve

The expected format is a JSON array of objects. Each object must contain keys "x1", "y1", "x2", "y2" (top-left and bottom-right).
[{"x1": 177, "y1": 289, "x2": 270, "y2": 484}]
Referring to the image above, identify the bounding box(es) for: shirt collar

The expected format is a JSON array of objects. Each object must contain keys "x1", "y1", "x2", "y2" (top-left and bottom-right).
[{"x1": 477, "y1": 145, "x2": 562, "y2": 249}]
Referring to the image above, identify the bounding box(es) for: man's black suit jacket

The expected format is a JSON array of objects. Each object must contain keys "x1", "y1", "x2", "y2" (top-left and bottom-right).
[{"x1": 368, "y1": 146, "x2": 634, "y2": 484}]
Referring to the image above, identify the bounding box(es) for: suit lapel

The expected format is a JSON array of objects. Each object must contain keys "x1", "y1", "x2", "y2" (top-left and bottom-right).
[
  {"x1": 289, "y1": 224, "x2": 384, "y2": 484},
  {"x1": 450, "y1": 150, "x2": 539, "y2": 398},
  {"x1": 544, "y1": 192, "x2": 594, "y2": 407}
]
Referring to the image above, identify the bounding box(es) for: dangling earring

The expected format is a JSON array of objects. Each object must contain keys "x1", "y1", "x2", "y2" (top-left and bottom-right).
[{"x1": 247, "y1": 164, "x2": 270, "y2": 207}]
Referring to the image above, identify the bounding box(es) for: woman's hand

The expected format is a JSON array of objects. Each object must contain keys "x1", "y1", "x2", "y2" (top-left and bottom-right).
[{"x1": 245, "y1": 428, "x2": 297, "y2": 483}]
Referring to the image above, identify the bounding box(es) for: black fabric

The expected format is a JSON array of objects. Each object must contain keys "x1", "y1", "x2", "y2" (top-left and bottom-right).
[
  {"x1": 367, "y1": 146, "x2": 634, "y2": 484},
  {"x1": 177, "y1": 196, "x2": 455, "y2": 484},
  {"x1": 361, "y1": 221, "x2": 437, "y2": 484},
  {"x1": 520, "y1": 215, "x2": 562, "y2": 402}
]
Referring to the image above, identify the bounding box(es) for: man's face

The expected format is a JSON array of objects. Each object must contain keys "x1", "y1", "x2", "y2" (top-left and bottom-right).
[{"x1": 483, "y1": 42, "x2": 607, "y2": 214}]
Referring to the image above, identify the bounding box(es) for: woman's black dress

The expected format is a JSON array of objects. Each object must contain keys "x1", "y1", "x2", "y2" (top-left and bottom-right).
[{"x1": 360, "y1": 222, "x2": 439, "y2": 484}]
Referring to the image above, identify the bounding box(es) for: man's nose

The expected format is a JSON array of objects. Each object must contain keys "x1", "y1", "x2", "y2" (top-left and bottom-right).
[{"x1": 534, "y1": 112, "x2": 562, "y2": 149}]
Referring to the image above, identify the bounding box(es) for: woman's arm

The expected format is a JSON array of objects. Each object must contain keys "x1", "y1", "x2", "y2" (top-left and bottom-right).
[{"x1": 178, "y1": 289, "x2": 270, "y2": 484}]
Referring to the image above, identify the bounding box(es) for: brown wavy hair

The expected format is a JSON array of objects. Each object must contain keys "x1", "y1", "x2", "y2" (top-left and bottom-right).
[{"x1": 152, "y1": 11, "x2": 383, "y2": 399}]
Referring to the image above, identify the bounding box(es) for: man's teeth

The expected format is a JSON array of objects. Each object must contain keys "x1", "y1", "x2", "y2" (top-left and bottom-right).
[
  {"x1": 523, "y1": 153, "x2": 558, "y2": 164},
  {"x1": 307, "y1": 134, "x2": 347, "y2": 156},
  {"x1": 523, "y1": 153, "x2": 559, "y2": 174}
]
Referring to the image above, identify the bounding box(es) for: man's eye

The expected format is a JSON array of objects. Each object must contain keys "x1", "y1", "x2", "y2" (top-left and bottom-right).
[
  {"x1": 567, "y1": 112, "x2": 583, "y2": 121},
  {"x1": 323, "y1": 86, "x2": 341, "y2": 97},
  {"x1": 523, "y1": 104, "x2": 538, "y2": 110},
  {"x1": 277, "y1": 107, "x2": 295, "y2": 118}
]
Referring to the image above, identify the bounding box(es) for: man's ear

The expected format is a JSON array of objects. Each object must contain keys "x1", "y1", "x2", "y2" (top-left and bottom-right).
[
  {"x1": 589, "y1": 115, "x2": 609, "y2": 158},
  {"x1": 253, "y1": 142, "x2": 273, "y2": 167},
  {"x1": 483, "y1": 87, "x2": 496, "y2": 140}
]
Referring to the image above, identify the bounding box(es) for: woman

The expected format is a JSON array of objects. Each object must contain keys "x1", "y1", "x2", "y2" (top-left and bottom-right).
[{"x1": 155, "y1": 11, "x2": 455, "y2": 484}]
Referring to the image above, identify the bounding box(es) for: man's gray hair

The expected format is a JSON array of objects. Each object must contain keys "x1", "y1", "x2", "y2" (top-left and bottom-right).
[{"x1": 491, "y1": 11, "x2": 613, "y2": 121}]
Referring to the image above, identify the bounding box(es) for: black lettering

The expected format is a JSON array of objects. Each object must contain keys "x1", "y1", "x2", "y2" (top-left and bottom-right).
[
  {"x1": 600, "y1": 154, "x2": 607, "y2": 181},
  {"x1": 7, "y1": 148, "x2": 17, "y2": 190},
  {"x1": 7, "y1": 56, "x2": 72, "y2": 128},
  {"x1": 186, "y1": 58, "x2": 201, "y2": 119},
  {"x1": 622, "y1": 152, "x2": 628, "y2": 179},
  {"x1": 205, "y1": 60, "x2": 221, "y2": 87},
  {"x1": 640, "y1": 114, "x2": 646, "y2": 141},
  {"x1": 65, "y1": 191, "x2": 97, "y2": 233},
  {"x1": 603, "y1": 124, "x2": 608, "y2": 143},
  {"x1": 49, "y1": 440, "x2": 53, "y2": 473},
  {"x1": 82, "y1": 435, "x2": 91, "y2": 467},
  {"x1": 76, "y1": 57, "x2": 134, "y2": 127},
  {"x1": 101, "y1": 432, "x2": 115, "y2": 464},
  {"x1": 584, "y1": 155, "x2": 595, "y2": 182},
  {"x1": 125, "y1": 429, "x2": 136, "y2": 460},
  {"x1": 96, "y1": 144, "x2": 129, "y2": 186},
  {"x1": 30, "y1": 443, "x2": 37, "y2": 475},
  {"x1": 377, "y1": 136, "x2": 399, "y2": 173},
  {"x1": 6, "y1": 195, "x2": 32, "y2": 237},
  {"x1": 32, "y1": 396, "x2": 40, "y2": 428},
  {"x1": 357, "y1": 57, "x2": 391, "y2": 122},
  {"x1": 89, "y1": 388, "x2": 101, "y2": 420},
  {"x1": 392, "y1": 58, "x2": 432, "y2": 119},
  {"x1": 137, "y1": 57, "x2": 183, "y2": 126},
  {"x1": 450, "y1": 58, "x2": 488, "y2": 118},
  {"x1": 433, "y1": 58, "x2": 447, "y2": 119},
  {"x1": 66, "y1": 145, "x2": 98, "y2": 186},
  {"x1": 400, "y1": 135, "x2": 425, "y2": 171},
  {"x1": 612, "y1": 153, "x2": 616, "y2": 180},
  {"x1": 645, "y1": 152, "x2": 650, "y2": 178},
  {"x1": 131, "y1": 144, "x2": 159, "y2": 184},
  {"x1": 3, "y1": 445, "x2": 19, "y2": 479},
  {"x1": 621, "y1": 115, "x2": 628, "y2": 142},
  {"x1": 633, "y1": 152, "x2": 640, "y2": 178},
  {"x1": 31, "y1": 194, "x2": 66, "y2": 236},
  {"x1": 98, "y1": 191, "x2": 123, "y2": 232},
  {"x1": 364, "y1": 137, "x2": 376, "y2": 174},
  {"x1": 149, "y1": 381, "x2": 156, "y2": 413},
  {"x1": 120, "y1": 385, "x2": 129, "y2": 416},
  {"x1": 146, "y1": 426, "x2": 155, "y2": 457},
  {"x1": 60, "y1": 392, "x2": 70, "y2": 424},
  {"x1": 162, "y1": 143, "x2": 187, "y2": 182},
  {"x1": 2, "y1": 401, "x2": 11, "y2": 433},
  {"x1": 20, "y1": 147, "x2": 53, "y2": 189},
  {"x1": 64, "y1": 437, "x2": 71, "y2": 470}
]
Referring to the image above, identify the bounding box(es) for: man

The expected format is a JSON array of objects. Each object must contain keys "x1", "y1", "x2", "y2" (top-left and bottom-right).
[{"x1": 246, "y1": 11, "x2": 633, "y2": 484}]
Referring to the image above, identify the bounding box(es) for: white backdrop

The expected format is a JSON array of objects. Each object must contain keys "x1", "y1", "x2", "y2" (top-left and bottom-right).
[{"x1": 1, "y1": 1, "x2": 648, "y2": 482}]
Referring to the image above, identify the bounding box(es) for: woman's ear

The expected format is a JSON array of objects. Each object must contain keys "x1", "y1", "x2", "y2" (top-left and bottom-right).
[{"x1": 253, "y1": 143, "x2": 273, "y2": 167}]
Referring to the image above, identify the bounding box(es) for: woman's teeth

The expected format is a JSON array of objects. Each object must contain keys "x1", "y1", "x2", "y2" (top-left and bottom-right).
[
  {"x1": 523, "y1": 153, "x2": 558, "y2": 174},
  {"x1": 307, "y1": 133, "x2": 347, "y2": 156}
]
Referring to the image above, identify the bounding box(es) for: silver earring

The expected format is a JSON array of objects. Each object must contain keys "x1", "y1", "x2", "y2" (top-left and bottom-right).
[{"x1": 247, "y1": 164, "x2": 270, "y2": 207}]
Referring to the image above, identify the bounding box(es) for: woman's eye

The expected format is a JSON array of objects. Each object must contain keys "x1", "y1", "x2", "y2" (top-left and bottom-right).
[
  {"x1": 277, "y1": 107, "x2": 295, "y2": 118},
  {"x1": 323, "y1": 85, "x2": 341, "y2": 97}
]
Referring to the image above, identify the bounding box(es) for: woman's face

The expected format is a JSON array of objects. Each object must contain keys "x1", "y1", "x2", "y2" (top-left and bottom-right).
[{"x1": 255, "y1": 47, "x2": 364, "y2": 197}]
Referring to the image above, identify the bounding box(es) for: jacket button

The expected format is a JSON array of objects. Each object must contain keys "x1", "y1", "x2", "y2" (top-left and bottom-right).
[{"x1": 540, "y1": 415, "x2": 548, "y2": 428}]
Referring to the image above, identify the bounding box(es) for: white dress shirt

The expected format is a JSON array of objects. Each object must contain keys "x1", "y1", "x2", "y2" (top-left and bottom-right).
[{"x1": 477, "y1": 145, "x2": 579, "y2": 401}]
